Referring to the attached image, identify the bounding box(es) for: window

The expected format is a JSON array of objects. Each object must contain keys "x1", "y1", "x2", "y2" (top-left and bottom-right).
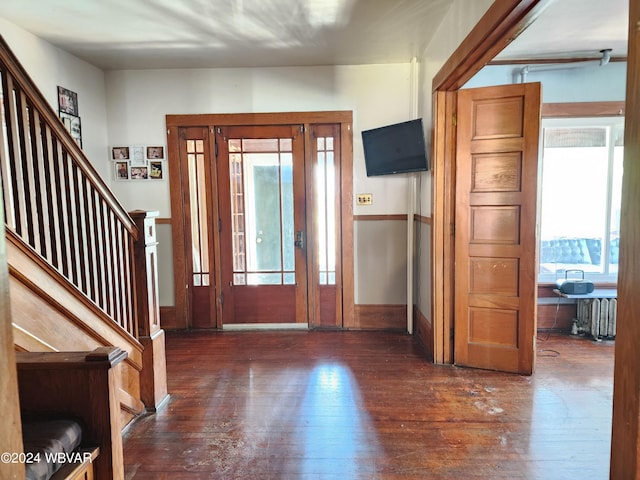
[
  {"x1": 315, "y1": 135, "x2": 337, "y2": 286},
  {"x1": 538, "y1": 117, "x2": 623, "y2": 283}
]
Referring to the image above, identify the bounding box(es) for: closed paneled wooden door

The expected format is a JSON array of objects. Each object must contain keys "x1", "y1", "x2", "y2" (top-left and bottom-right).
[{"x1": 454, "y1": 83, "x2": 541, "y2": 374}]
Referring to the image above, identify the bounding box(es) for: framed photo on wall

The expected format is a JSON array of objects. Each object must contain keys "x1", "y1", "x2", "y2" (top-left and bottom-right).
[
  {"x1": 149, "y1": 161, "x2": 163, "y2": 179},
  {"x1": 112, "y1": 146, "x2": 130, "y2": 160},
  {"x1": 114, "y1": 161, "x2": 129, "y2": 180},
  {"x1": 59, "y1": 112, "x2": 82, "y2": 147},
  {"x1": 147, "y1": 146, "x2": 164, "y2": 159},
  {"x1": 130, "y1": 145, "x2": 146, "y2": 166},
  {"x1": 130, "y1": 166, "x2": 149, "y2": 179},
  {"x1": 57, "y1": 86, "x2": 78, "y2": 116}
]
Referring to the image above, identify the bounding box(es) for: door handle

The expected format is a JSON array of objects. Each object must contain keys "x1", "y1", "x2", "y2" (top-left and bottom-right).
[{"x1": 295, "y1": 230, "x2": 305, "y2": 249}]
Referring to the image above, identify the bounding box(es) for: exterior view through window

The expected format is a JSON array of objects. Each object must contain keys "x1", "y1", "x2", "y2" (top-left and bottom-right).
[
  {"x1": 539, "y1": 117, "x2": 623, "y2": 283},
  {"x1": 228, "y1": 137, "x2": 295, "y2": 286}
]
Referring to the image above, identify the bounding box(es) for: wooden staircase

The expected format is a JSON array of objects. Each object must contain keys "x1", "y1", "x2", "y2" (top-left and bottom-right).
[{"x1": 0, "y1": 34, "x2": 166, "y2": 430}]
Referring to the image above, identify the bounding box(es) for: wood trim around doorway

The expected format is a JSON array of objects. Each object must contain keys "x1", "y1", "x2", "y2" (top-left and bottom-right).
[
  {"x1": 165, "y1": 111, "x2": 354, "y2": 330},
  {"x1": 166, "y1": 111, "x2": 353, "y2": 129},
  {"x1": 430, "y1": 0, "x2": 550, "y2": 364},
  {"x1": 431, "y1": 0, "x2": 640, "y2": 473},
  {"x1": 432, "y1": 0, "x2": 552, "y2": 92},
  {"x1": 541, "y1": 101, "x2": 626, "y2": 118},
  {"x1": 610, "y1": 0, "x2": 640, "y2": 474}
]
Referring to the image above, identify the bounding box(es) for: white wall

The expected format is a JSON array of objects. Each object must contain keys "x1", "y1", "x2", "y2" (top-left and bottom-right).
[
  {"x1": 105, "y1": 63, "x2": 414, "y2": 306},
  {"x1": 105, "y1": 64, "x2": 413, "y2": 216},
  {"x1": 413, "y1": 0, "x2": 493, "y2": 321},
  {"x1": 418, "y1": 0, "x2": 493, "y2": 216},
  {"x1": 0, "y1": 17, "x2": 110, "y2": 179}
]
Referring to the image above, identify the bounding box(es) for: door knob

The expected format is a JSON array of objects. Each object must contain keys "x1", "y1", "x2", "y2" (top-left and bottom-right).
[{"x1": 295, "y1": 231, "x2": 305, "y2": 249}]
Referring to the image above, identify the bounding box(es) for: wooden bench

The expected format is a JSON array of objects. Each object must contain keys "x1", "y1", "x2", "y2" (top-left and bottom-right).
[
  {"x1": 16, "y1": 346, "x2": 126, "y2": 480},
  {"x1": 50, "y1": 447, "x2": 99, "y2": 480}
]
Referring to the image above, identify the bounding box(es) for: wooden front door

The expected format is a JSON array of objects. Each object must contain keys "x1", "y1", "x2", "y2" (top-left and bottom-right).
[
  {"x1": 216, "y1": 125, "x2": 308, "y2": 325},
  {"x1": 454, "y1": 83, "x2": 541, "y2": 374}
]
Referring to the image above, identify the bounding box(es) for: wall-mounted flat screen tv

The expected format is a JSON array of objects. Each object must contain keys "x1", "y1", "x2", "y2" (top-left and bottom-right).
[{"x1": 361, "y1": 118, "x2": 428, "y2": 177}]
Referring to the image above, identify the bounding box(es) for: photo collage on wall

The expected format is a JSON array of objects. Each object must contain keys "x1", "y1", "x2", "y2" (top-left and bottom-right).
[{"x1": 112, "y1": 145, "x2": 165, "y2": 181}]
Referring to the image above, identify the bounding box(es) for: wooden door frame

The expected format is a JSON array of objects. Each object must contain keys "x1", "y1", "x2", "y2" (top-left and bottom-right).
[
  {"x1": 430, "y1": 0, "x2": 550, "y2": 363},
  {"x1": 432, "y1": 0, "x2": 640, "y2": 474},
  {"x1": 166, "y1": 111, "x2": 354, "y2": 330},
  {"x1": 611, "y1": 0, "x2": 640, "y2": 475}
]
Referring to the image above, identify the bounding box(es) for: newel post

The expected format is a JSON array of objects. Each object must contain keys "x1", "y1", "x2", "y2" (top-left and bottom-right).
[{"x1": 130, "y1": 210, "x2": 169, "y2": 411}]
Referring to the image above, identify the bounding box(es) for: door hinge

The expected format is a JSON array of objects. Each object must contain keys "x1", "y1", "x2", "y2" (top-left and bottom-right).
[
  {"x1": 218, "y1": 218, "x2": 222, "y2": 232},
  {"x1": 452, "y1": 114, "x2": 457, "y2": 126},
  {"x1": 450, "y1": 327, "x2": 455, "y2": 340},
  {"x1": 219, "y1": 292, "x2": 224, "y2": 305},
  {"x1": 214, "y1": 140, "x2": 218, "y2": 157}
]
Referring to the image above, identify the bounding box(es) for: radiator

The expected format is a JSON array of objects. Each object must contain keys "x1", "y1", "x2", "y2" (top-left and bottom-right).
[{"x1": 574, "y1": 297, "x2": 617, "y2": 340}]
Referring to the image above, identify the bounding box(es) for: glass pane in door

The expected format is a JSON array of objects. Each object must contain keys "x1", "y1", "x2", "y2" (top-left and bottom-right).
[
  {"x1": 187, "y1": 139, "x2": 210, "y2": 287},
  {"x1": 316, "y1": 136, "x2": 336, "y2": 285},
  {"x1": 229, "y1": 137, "x2": 295, "y2": 285}
]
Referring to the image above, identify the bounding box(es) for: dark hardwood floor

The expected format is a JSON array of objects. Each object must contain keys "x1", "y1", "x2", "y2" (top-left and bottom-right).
[{"x1": 123, "y1": 331, "x2": 614, "y2": 479}]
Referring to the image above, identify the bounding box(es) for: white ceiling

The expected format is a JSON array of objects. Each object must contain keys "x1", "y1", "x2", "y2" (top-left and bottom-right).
[
  {"x1": 0, "y1": 0, "x2": 629, "y2": 70},
  {"x1": 0, "y1": 0, "x2": 453, "y2": 69},
  {"x1": 496, "y1": 0, "x2": 628, "y2": 61}
]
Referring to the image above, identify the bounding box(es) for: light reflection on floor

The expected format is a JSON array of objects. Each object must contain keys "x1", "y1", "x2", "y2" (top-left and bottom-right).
[
  {"x1": 300, "y1": 363, "x2": 380, "y2": 476},
  {"x1": 242, "y1": 361, "x2": 381, "y2": 477}
]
